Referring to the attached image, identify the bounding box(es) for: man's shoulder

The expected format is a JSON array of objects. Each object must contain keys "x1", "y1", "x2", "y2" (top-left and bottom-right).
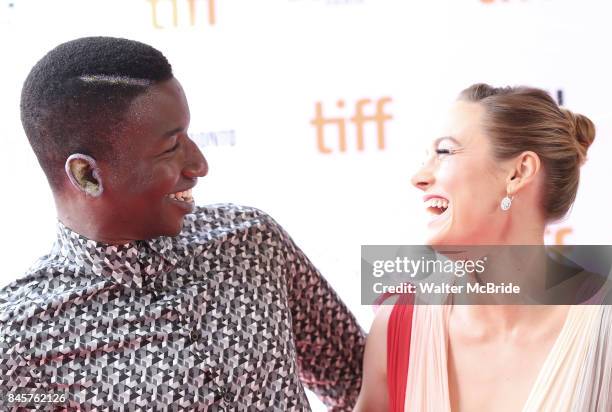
[
  {"x1": 0, "y1": 266, "x2": 50, "y2": 324},
  {"x1": 0, "y1": 254, "x2": 81, "y2": 323},
  {"x1": 192, "y1": 203, "x2": 270, "y2": 221},
  {"x1": 182, "y1": 203, "x2": 283, "y2": 236}
]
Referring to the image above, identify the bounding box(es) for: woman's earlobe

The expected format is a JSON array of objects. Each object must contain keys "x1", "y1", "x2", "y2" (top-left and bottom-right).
[{"x1": 65, "y1": 154, "x2": 104, "y2": 197}]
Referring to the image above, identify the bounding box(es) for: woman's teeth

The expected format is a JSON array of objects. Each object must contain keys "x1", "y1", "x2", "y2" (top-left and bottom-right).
[
  {"x1": 167, "y1": 188, "x2": 193, "y2": 202},
  {"x1": 426, "y1": 198, "x2": 449, "y2": 213}
]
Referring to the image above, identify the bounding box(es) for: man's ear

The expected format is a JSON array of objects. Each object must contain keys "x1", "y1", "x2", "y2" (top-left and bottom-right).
[
  {"x1": 64, "y1": 154, "x2": 104, "y2": 197},
  {"x1": 506, "y1": 150, "x2": 541, "y2": 195}
]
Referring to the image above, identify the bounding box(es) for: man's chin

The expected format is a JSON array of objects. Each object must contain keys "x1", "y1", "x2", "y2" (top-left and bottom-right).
[
  {"x1": 165, "y1": 218, "x2": 186, "y2": 238},
  {"x1": 157, "y1": 200, "x2": 194, "y2": 237},
  {"x1": 144, "y1": 217, "x2": 186, "y2": 239},
  {"x1": 165, "y1": 196, "x2": 196, "y2": 215}
]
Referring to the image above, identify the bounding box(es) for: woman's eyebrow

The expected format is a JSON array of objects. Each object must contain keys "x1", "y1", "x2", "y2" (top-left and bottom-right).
[{"x1": 433, "y1": 136, "x2": 461, "y2": 146}]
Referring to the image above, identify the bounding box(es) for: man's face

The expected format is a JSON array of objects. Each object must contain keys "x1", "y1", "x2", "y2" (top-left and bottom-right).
[{"x1": 98, "y1": 77, "x2": 208, "y2": 240}]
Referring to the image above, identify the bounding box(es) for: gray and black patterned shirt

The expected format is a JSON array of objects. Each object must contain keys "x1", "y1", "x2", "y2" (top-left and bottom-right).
[{"x1": 0, "y1": 204, "x2": 364, "y2": 411}]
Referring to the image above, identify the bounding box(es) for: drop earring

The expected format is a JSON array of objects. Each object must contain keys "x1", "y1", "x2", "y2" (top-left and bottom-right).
[{"x1": 500, "y1": 194, "x2": 513, "y2": 211}]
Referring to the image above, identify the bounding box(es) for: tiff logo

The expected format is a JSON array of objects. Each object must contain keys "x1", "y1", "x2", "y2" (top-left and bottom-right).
[
  {"x1": 546, "y1": 227, "x2": 572, "y2": 245},
  {"x1": 311, "y1": 98, "x2": 392, "y2": 153},
  {"x1": 147, "y1": 0, "x2": 215, "y2": 28}
]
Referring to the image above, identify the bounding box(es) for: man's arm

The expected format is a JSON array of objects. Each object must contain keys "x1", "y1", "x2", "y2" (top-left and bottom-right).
[{"x1": 267, "y1": 216, "x2": 366, "y2": 411}]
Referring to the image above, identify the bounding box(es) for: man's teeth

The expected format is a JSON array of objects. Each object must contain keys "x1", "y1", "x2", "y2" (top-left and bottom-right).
[
  {"x1": 426, "y1": 198, "x2": 449, "y2": 210},
  {"x1": 168, "y1": 189, "x2": 193, "y2": 202}
]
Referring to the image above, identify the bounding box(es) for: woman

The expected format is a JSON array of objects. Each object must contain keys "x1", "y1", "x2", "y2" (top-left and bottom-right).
[{"x1": 354, "y1": 84, "x2": 611, "y2": 411}]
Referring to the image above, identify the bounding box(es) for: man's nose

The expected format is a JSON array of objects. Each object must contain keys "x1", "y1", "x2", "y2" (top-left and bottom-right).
[{"x1": 182, "y1": 137, "x2": 208, "y2": 179}]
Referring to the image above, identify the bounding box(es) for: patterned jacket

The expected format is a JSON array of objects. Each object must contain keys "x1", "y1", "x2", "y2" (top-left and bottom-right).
[{"x1": 0, "y1": 204, "x2": 364, "y2": 411}]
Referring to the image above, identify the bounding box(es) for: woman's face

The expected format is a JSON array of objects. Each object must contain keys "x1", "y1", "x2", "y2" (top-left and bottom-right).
[{"x1": 411, "y1": 101, "x2": 509, "y2": 245}]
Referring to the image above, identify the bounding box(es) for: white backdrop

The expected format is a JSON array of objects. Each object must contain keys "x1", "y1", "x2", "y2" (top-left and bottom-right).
[{"x1": 1, "y1": 1, "x2": 611, "y2": 409}]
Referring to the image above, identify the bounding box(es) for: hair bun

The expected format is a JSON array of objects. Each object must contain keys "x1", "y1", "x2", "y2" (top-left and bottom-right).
[{"x1": 561, "y1": 108, "x2": 596, "y2": 164}]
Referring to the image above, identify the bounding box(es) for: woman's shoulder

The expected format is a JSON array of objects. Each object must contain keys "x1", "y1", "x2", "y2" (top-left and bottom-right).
[
  {"x1": 368, "y1": 297, "x2": 398, "y2": 357},
  {"x1": 354, "y1": 295, "x2": 413, "y2": 411},
  {"x1": 370, "y1": 294, "x2": 413, "y2": 344},
  {"x1": 369, "y1": 294, "x2": 415, "y2": 377}
]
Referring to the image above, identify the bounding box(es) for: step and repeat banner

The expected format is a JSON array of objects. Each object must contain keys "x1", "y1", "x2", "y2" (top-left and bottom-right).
[{"x1": 1, "y1": 1, "x2": 611, "y2": 405}]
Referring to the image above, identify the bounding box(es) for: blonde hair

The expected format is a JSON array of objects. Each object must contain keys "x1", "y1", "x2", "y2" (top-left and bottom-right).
[{"x1": 458, "y1": 83, "x2": 595, "y2": 221}]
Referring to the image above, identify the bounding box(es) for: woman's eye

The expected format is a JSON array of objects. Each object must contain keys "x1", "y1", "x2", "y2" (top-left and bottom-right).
[{"x1": 435, "y1": 148, "x2": 452, "y2": 155}]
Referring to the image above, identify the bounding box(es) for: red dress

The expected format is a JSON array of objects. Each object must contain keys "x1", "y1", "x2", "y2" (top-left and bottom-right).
[{"x1": 386, "y1": 294, "x2": 414, "y2": 412}]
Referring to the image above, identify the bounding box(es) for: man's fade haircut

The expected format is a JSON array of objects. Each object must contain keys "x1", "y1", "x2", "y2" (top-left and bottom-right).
[{"x1": 20, "y1": 36, "x2": 173, "y2": 190}]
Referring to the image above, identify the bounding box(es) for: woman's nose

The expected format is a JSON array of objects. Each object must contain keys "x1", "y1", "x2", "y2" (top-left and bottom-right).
[{"x1": 411, "y1": 164, "x2": 434, "y2": 191}]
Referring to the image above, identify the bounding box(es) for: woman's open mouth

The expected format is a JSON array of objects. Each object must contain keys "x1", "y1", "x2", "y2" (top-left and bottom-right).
[
  {"x1": 426, "y1": 197, "x2": 449, "y2": 215},
  {"x1": 424, "y1": 196, "x2": 450, "y2": 224}
]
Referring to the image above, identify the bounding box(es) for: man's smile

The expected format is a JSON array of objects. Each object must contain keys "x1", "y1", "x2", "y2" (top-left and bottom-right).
[
  {"x1": 166, "y1": 187, "x2": 194, "y2": 203},
  {"x1": 165, "y1": 186, "x2": 196, "y2": 213}
]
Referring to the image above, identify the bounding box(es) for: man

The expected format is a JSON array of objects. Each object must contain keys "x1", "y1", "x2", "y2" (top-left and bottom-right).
[{"x1": 0, "y1": 37, "x2": 364, "y2": 411}]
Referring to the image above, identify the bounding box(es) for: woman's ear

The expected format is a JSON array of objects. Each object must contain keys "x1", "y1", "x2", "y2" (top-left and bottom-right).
[
  {"x1": 64, "y1": 154, "x2": 104, "y2": 197},
  {"x1": 506, "y1": 150, "x2": 541, "y2": 194}
]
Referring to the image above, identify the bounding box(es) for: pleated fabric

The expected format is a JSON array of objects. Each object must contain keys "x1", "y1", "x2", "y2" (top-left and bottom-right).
[{"x1": 401, "y1": 305, "x2": 612, "y2": 412}]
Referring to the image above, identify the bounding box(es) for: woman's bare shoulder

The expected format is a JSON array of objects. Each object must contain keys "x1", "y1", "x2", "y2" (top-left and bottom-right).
[{"x1": 353, "y1": 296, "x2": 400, "y2": 411}]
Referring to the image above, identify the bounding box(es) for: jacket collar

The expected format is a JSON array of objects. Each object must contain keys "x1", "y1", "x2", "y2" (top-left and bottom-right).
[{"x1": 54, "y1": 220, "x2": 182, "y2": 289}]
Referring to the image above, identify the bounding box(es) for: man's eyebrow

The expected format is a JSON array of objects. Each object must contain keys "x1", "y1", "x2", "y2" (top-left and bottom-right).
[{"x1": 162, "y1": 127, "x2": 184, "y2": 138}]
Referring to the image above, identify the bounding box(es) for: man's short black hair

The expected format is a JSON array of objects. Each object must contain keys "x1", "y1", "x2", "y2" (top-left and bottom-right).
[{"x1": 20, "y1": 36, "x2": 173, "y2": 190}]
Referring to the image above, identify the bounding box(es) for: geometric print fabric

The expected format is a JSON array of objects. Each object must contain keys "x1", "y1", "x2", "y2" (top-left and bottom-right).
[{"x1": 0, "y1": 204, "x2": 365, "y2": 411}]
